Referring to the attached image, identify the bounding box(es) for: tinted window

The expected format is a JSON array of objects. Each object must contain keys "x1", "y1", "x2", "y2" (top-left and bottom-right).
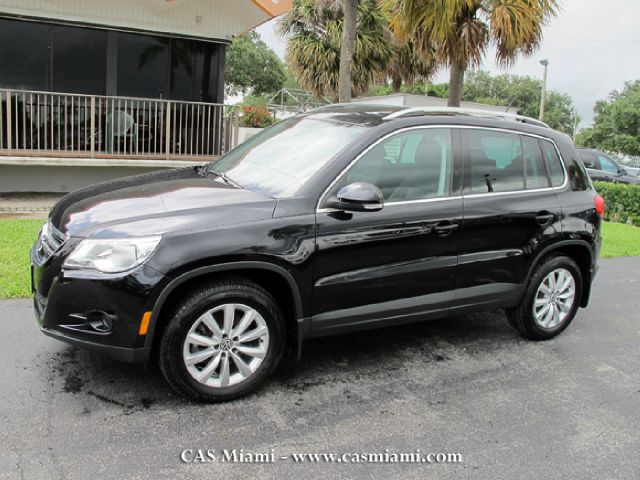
[
  {"x1": 340, "y1": 128, "x2": 452, "y2": 202},
  {"x1": 540, "y1": 140, "x2": 565, "y2": 187},
  {"x1": 468, "y1": 130, "x2": 523, "y2": 193},
  {"x1": 54, "y1": 26, "x2": 107, "y2": 94},
  {"x1": 211, "y1": 117, "x2": 367, "y2": 197},
  {"x1": 522, "y1": 136, "x2": 550, "y2": 189},
  {"x1": 598, "y1": 155, "x2": 619, "y2": 174},
  {"x1": 579, "y1": 151, "x2": 597, "y2": 168},
  {"x1": 0, "y1": 19, "x2": 51, "y2": 90},
  {"x1": 117, "y1": 33, "x2": 169, "y2": 98}
]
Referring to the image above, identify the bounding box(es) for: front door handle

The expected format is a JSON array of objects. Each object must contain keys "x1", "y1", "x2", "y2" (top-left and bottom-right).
[
  {"x1": 535, "y1": 212, "x2": 555, "y2": 225},
  {"x1": 434, "y1": 222, "x2": 459, "y2": 236}
]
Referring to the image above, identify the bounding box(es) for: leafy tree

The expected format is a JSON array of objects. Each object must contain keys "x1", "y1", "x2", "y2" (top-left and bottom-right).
[
  {"x1": 225, "y1": 31, "x2": 286, "y2": 97},
  {"x1": 576, "y1": 81, "x2": 640, "y2": 156},
  {"x1": 279, "y1": 0, "x2": 391, "y2": 99},
  {"x1": 461, "y1": 70, "x2": 578, "y2": 134},
  {"x1": 384, "y1": 0, "x2": 559, "y2": 106}
]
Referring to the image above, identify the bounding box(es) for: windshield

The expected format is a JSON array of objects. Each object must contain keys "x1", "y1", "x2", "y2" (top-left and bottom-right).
[{"x1": 207, "y1": 116, "x2": 367, "y2": 197}]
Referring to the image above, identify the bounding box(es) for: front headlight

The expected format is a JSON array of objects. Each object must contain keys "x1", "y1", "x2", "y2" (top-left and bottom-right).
[{"x1": 63, "y1": 236, "x2": 161, "y2": 273}]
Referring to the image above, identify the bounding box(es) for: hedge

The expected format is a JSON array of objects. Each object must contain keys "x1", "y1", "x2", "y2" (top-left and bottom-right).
[{"x1": 593, "y1": 181, "x2": 640, "y2": 226}]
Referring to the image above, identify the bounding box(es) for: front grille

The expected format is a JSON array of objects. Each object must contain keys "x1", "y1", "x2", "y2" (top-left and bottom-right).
[{"x1": 37, "y1": 221, "x2": 65, "y2": 261}]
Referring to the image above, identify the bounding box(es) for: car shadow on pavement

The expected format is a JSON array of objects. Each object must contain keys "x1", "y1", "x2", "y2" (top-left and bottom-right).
[{"x1": 45, "y1": 309, "x2": 521, "y2": 411}]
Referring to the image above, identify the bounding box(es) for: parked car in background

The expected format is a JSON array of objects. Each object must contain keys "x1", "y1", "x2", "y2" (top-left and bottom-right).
[
  {"x1": 624, "y1": 166, "x2": 640, "y2": 177},
  {"x1": 32, "y1": 105, "x2": 603, "y2": 401},
  {"x1": 577, "y1": 148, "x2": 640, "y2": 185}
]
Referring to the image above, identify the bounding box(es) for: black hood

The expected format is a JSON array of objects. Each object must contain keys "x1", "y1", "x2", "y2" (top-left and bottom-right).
[{"x1": 49, "y1": 167, "x2": 277, "y2": 238}]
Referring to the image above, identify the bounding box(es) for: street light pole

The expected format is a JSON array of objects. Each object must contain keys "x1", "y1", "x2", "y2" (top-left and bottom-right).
[{"x1": 539, "y1": 59, "x2": 549, "y2": 122}]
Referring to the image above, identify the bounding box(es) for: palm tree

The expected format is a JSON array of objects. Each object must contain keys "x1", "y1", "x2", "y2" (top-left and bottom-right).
[
  {"x1": 388, "y1": 37, "x2": 435, "y2": 92},
  {"x1": 279, "y1": 0, "x2": 391, "y2": 100},
  {"x1": 383, "y1": 0, "x2": 559, "y2": 106}
]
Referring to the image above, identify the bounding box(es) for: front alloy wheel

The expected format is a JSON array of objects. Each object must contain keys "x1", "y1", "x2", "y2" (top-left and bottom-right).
[
  {"x1": 159, "y1": 278, "x2": 285, "y2": 402},
  {"x1": 183, "y1": 303, "x2": 270, "y2": 388}
]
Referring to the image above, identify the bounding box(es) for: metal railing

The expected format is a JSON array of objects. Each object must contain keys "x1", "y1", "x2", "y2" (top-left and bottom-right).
[{"x1": 0, "y1": 89, "x2": 239, "y2": 160}]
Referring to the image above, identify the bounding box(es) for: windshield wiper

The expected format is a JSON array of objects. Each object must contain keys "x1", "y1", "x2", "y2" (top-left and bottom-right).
[{"x1": 204, "y1": 168, "x2": 243, "y2": 189}]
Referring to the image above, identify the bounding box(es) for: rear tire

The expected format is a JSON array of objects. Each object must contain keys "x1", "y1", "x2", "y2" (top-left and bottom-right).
[
  {"x1": 507, "y1": 254, "x2": 582, "y2": 340},
  {"x1": 158, "y1": 278, "x2": 285, "y2": 402}
]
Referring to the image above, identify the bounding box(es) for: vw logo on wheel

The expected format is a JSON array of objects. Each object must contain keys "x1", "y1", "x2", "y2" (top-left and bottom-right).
[{"x1": 220, "y1": 338, "x2": 234, "y2": 351}]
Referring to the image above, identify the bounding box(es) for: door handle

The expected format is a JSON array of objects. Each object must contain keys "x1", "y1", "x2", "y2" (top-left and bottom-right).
[
  {"x1": 434, "y1": 222, "x2": 459, "y2": 236},
  {"x1": 535, "y1": 212, "x2": 555, "y2": 225}
]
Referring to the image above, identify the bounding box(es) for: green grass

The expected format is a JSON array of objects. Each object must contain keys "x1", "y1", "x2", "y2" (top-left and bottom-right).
[
  {"x1": 0, "y1": 219, "x2": 42, "y2": 299},
  {"x1": 600, "y1": 221, "x2": 640, "y2": 258},
  {"x1": 0, "y1": 219, "x2": 639, "y2": 299}
]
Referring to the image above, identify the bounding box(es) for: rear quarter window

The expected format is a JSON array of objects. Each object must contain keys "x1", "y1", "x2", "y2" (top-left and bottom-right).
[{"x1": 540, "y1": 140, "x2": 565, "y2": 187}]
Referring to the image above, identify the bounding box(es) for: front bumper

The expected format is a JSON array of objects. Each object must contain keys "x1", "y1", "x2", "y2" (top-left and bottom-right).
[{"x1": 31, "y1": 244, "x2": 167, "y2": 363}]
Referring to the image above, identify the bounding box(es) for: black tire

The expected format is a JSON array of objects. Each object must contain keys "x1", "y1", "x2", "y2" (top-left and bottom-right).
[
  {"x1": 158, "y1": 277, "x2": 285, "y2": 402},
  {"x1": 506, "y1": 254, "x2": 582, "y2": 340}
]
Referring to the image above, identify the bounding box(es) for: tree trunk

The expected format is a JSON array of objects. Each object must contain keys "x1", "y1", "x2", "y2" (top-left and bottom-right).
[
  {"x1": 447, "y1": 62, "x2": 465, "y2": 107},
  {"x1": 338, "y1": 0, "x2": 358, "y2": 103},
  {"x1": 391, "y1": 76, "x2": 402, "y2": 93}
]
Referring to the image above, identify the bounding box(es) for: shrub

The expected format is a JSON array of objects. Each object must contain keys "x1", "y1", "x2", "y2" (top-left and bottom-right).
[
  {"x1": 593, "y1": 181, "x2": 640, "y2": 226},
  {"x1": 240, "y1": 105, "x2": 275, "y2": 128}
]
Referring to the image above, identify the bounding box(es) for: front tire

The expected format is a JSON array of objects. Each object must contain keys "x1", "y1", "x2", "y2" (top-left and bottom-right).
[
  {"x1": 158, "y1": 278, "x2": 285, "y2": 402},
  {"x1": 507, "y1": 254, "x2": 582, "y2": 340}
]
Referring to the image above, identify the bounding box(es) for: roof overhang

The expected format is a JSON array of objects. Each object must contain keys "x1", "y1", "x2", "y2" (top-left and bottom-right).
[{"x1": 0, "y1": 0, "x2": 291, "y2": 42}]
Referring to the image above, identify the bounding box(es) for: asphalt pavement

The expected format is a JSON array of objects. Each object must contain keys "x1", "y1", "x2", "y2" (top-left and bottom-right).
[{"x1": 1, "y1": 257, "x2": 639, "y2": 480}]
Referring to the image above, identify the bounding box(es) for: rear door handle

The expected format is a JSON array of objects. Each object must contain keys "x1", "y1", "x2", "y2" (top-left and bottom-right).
[
  {"x1": 434, "y1": 222, "x2": 459, "y2": 236},
  {"x1": 535, "y1": 212, "x2": 555, "y2": 225}
]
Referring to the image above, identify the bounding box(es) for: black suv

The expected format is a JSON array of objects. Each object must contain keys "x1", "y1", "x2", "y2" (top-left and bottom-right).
[
  {"x1": 32, "y1": 105, "x2": 603, "y2": 401},
  {"x1": 577, "y1": 148, "x2": 640, "y2": 185}
]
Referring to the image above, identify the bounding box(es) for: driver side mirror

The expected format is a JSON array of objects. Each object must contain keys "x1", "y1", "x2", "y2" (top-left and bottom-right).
[{"x1": 326, "y1": 182, "x2": 384, "y2": 212}]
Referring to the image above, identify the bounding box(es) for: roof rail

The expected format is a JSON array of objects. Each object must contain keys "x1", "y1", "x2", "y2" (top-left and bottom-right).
[{"x1": 383, "y1": 106, "x2": 550, "y2": 128}]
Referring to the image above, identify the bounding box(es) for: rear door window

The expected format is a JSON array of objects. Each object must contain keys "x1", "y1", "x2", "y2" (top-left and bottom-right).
[{"x1": 467, "y1": 130, "x2": 523, "y2": 193}]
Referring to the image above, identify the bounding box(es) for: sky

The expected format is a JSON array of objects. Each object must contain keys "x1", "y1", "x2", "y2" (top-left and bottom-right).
[{"x1": 256, "y1": 0, "x2": 640, "y2": 128}]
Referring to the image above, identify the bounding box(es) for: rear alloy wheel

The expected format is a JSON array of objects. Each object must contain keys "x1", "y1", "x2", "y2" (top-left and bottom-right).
[
  {"x1": 507, "y1": 255, "x2": 582, "y2": 340},
  {"x1": 532, "y1": 268, "x2": 576, "y2": 330},
  {"x1": 159, "y1": 279, "x2": 285, "y2": 402}
]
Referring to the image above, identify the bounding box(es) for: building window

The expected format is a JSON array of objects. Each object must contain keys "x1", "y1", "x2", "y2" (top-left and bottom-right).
[
  {"x1": 117, "y1": 33, "x2": 169, "y2": 98},
  {"x1": 53, "y1": 26, "x2": 107, "y2": 94},
  {"x1": 0, "y1": 18, "x2": 51, "y2": 91}
]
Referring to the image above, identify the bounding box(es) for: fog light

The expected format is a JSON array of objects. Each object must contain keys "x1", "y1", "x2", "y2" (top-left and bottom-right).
[{"x1": 85, "y1": 310, "x2": 116, "y2": 333}]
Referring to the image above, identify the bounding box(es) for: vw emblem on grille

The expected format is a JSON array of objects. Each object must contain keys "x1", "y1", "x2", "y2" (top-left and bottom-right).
[{"x1": 220, "y1": 338, "x2": 234, "y2": 351}]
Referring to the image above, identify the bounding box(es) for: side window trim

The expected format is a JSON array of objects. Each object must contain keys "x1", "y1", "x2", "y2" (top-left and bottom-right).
[
  {"x1": 317, "y1": 125, "x2": 569, "y2": 211},
  {"x1": 317, "y1": 125, "x2": 459, "y2": 210}
]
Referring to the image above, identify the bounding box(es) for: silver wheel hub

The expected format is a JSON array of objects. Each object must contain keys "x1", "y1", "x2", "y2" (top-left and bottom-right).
[
  {"x1": 182, "y1": 303, "x2": 270, "y2": 388},
  {"x1": 533, "y1": 268, "x2": 576, "y2": 329}
]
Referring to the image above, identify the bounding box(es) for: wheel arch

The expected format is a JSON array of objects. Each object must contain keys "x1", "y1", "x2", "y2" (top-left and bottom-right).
[
  {"x1": 144, "y1": 261, "x2": 305, "y2": 359},
  {"x1": 526, "y1": 240, "x2": 595, "y2": 308}
]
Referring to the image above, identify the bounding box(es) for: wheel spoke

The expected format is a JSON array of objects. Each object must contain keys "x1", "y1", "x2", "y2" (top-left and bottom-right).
[
  {"x1": 539, "y1": 282, "x2": 552, "y2": 295},
  {"x1": 537, "y1": 302, "x2": 551, "y2": 320},
  {"x1": 551, "y1": 303, "x2": 560, "y2": 326},
  {"x1": 548, "y1": 272, "x2": 557, "y2": 291},
  {"x1": 231, "y1": 352, "x2": 252, "y2": 378},
  {"x1": 535, "y1": 298, "x2": 548, "y2": 308},
  {"x1": 200, "y1": 311, "x2": 223, "y2": 339},
  {"x1": 236, "y1": 344, "x2": 266, "y2": 359},
  {"x1": 556, "y1": 299, "x2": 571, "y2": 313},
  {"x1": 187, "y1": 332, "x2": 216, "y2": 348},
  {"x1": 198, "y1": 352, "x2": 222, "y2": 381},
  {"x1": 185, "y1": 348, "x2": 214, "y2": 366},
  {"x1": 232, "y1": 310, "x2": 255, "y2": 338},
  {"x1": 219, "y1": 354, "x2": 230, "y2": 387},
  {"x1": 223, "y1": 304, "x2": 235, "y2": 335},
  {"x1": 238, "y1": 325, "x2": 268, "y2": 344},
  {"x1": 557, "y1": 288, "x2": 574, "y2": 299}
]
